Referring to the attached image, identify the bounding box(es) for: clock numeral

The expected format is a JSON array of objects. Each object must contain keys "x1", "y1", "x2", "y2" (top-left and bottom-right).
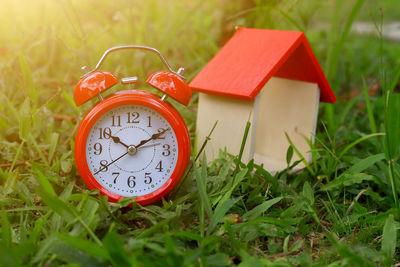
[
  {"x1": 99, "y1": 160, "x2": 108, "y2": 172},
  {"x1": 162, "y1": 144, "x2": 170, "y2": 156},
  {"x1": 93, "y1": 143, "x2": 102, "y2": 155},
  {"x1": 112, "y1": 172, "x2": 120, "y2": 184},
  {"x1": 157, "y1": 128, "x2": 166, "y2": 139},
  {"x1": 155, "y1": 161, "x2": 163, "y2": 172},
  {"x1": 127, "y1": 112, "x2": 140, "y2": 123},
  {"x1": 112, "y1": 115, "x2": 121, "y2": 127},
  {"x1": 147, "y1": 116, "x2": 152, "y2": 127},
  {"x1": 99, "y1": 127, "x2": 111, "y2": 139},
  {"x1": 127, "y1": 176, "x2": 136, "y2": 188},
  {"x1": 144, "y1": 172, "x2": 152, "y2": 184}
]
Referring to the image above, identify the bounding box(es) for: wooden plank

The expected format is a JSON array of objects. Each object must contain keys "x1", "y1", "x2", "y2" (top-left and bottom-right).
[
  {"x1": 196, "y1": 93, "x2": 255, "y2": 162},
  {"x1": 253, "y1": 77, "x2": 319, "y2": 170}
]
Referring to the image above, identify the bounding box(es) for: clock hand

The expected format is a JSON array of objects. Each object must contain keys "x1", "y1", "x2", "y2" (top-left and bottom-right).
[
  {"x1": 135, "y1": 128, "x2": 170, "y2": 149},
  {"x1": 110, "y1": 135, "x2": 129, "y2": 148},
  {"x1": 97, "y1": 130, "x2": 167, "y2": 174},
  {"x1": 138, "y1": 142, "x2": 161, "y2": 150},
  {"x1": 94, "y1": 151, "x2": 128, "y2": 175}
]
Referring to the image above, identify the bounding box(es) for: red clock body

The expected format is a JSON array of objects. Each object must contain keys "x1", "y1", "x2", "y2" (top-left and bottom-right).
[{"x1": 74, "y1": 90, "x2": 190, "y2": 205}]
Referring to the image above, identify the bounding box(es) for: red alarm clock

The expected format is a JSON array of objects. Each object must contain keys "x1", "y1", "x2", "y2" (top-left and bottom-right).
[{"x1": 73, "y1": 46, "x2": 191, "y2": 206}]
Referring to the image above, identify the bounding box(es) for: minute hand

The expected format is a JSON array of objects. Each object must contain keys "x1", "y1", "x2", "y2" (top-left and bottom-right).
[{"x1": 135, "y1": 128, "x2": 169, "y2": 149}]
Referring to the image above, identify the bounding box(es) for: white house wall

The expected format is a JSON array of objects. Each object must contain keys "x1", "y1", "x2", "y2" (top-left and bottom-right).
[
  {"x1": 254, "y1": 77, "x2": 320, "y2": 172},
  {"x1": 196, "y1": 93, "x2": 255, "y2": 162}
]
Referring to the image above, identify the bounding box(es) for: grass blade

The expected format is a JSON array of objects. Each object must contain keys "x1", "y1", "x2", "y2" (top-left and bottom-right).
[
  {"x1": 217, "y1": 168, "x2": 248, "y2": 209},
  {"x1": 362, "y1": 76, "x2": 377, "y2": 133},
  {"x1": 48, "y1": 132, "x2": 59, "y2": 164},
  {"x1": 384, "y1": 93, "x2": 400, "y2": 160},
  {"x1": 18, "y1": 99, "x2": 32, "y2": 142},
  {"x1": 195, "y1": 120, "x2": 218, "y2": 162},
  {"x1": 8, "y1": 140, "x2": 25, "y2": 175},
  {"x1": 320, "y1": 152, "x2": 384, "y2": 191},
  {"x1": 207, "y1": 197, "x2": 241, "y2": 235},
  {"x1": 325, "y1": 0, "x2": 365, "y2": 80},
  {"x1": 62, "y1": 90, "x2": 80, "y2": 115},
  {"x1": 320, "y1": 173, "x2": 374, "y2": 191},
  {"x1": 338, "y1": 133, "x2": 384, "y2": 159},
  {"x1": 0, "y1": 208, "x2": 11, "y2": 247},
  {"x1": 384, "y1": 93, "x2": 400, "y2": 208},
  {"x1": 381, "y1": 214, "x2": 397, "y2": 261},
  {"x1": 302, "y1": 182, "x2": 314, "y2": 206},
  {"x1": 34, "y1": 168, "x2": 56, "y2": 196},
  {"x1": 345, "y1": 153, "x2": 385, "y2": 174},
  {"x1": 195, "y1": 155, "x2": 212, "y2": 216},
  {"x1": 35, "y1": 187, "x2": 75, "y2": 222},
  {"x1": 285, "y1": 133, "x2": 314, "y2": 175},
  {"x1": 19, "y1": 53, "x2": 38, "y2": 105},
  {"x1": 325, "y1": 232, "x2": 376, "y2": 267},
  {"x1": 233, "y1": 118, "x2": 251, "y2": 176},
  {"x1": 243, "y1": 197, "x2": 282, "y2": 221},
  {"x1": 36, "y1": 187, "x2": 102, "y2": 246},
  {"x1": 54, "y1": 232, "x2": 109, "y2": 260},
  {"x1": 103, "y1": 231, "x2": 131, "y2": 267}
]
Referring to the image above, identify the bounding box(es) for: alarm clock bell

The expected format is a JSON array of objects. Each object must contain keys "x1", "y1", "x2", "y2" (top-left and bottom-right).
[
  {"x1": 73, "y1": 71, "x2": 119, "y2": 106},
  {"x1": 73, "y1": 45, "x2": 191, "y2": 107}
]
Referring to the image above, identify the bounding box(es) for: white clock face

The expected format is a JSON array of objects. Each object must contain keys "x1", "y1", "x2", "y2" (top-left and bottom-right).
[{"x1": 85, "y1": 105, "x2": 178, "y2": 197}]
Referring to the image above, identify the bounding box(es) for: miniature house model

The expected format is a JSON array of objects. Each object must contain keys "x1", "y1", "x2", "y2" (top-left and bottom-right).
[{"x1": 189, "y1": 27, "x2": 336, "y2": 172}]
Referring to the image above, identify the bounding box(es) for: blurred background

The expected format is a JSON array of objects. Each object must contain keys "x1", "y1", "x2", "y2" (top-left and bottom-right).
[
  {"x1": 1, "y1": 0, "x2": 400, "y2": 185},
  {"x1": 1, "y1": 1, "x2": 400, "y2": 265},
  {"x1": 1, "y1": 0, "x2": 399, "y2": 96}
]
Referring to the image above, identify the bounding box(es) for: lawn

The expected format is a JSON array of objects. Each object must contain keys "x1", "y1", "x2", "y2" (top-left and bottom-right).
[{"x1": 0, "y1": 0, "x2": 399, "y2": 266}]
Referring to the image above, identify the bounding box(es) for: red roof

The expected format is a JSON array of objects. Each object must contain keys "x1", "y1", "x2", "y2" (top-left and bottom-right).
[{"x1": 189, "y1": 27, "x2": 335, "y2": 103}]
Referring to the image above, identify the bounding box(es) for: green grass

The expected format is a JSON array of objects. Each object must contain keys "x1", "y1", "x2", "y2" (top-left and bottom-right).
[{"x1": 1, "y1": 0, "x2": 400, "y2": 266}]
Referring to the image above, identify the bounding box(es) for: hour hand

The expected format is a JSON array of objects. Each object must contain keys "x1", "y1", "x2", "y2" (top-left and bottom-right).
[{"x1": 110, "y1": 135, "x2": 129, "y2": 148}]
